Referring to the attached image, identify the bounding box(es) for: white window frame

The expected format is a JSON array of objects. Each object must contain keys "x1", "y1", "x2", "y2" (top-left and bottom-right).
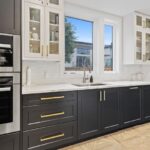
[
  {"x1": 103, "y1": 19, "x2": 119, "y2": 74},
  {"x1": 64, "y1": 15, "x2": 97, "y2": 76}
]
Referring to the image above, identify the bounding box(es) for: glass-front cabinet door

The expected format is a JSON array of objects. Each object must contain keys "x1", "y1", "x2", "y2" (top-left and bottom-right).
[
  {"x1": 45, "y1": 8, "x2": 62, "y2": 60},
  {"x1": 136, "y1": 15, "x2": 144, "y2": 28},
  {"x1": 46, "y1": 0, "x2": 62, "y2": 8},
  {"x1": 25, "y1": 0, "x2": 44, "y2": 5},
  {"x1": 145, "y1": 33, "x2": 150, "y2": 61},
  {"x1": 25, "y1": 3, "x2": 44, "y2": 58},
  {"x1": 136, "y1": 31, "x2": 143, "y2": 61}
]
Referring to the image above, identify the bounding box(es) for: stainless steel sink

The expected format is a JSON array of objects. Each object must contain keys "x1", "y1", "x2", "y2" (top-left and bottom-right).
[{"x1": 73, "y1": 83, "x2": 106, "y2": 87}]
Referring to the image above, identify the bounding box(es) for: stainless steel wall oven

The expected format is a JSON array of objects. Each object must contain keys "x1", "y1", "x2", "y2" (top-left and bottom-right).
[{"x1": 0, "y1": 34, "x2": 20, "y2": 72}]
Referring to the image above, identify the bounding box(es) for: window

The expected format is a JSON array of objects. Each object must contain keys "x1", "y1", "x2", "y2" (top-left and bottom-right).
[
  {"x1": 104, "y1": 24, "x2": 113, "y2": 71},
  {"x1": 65, "y1": 16, "x2": 93, "y2": 71}
]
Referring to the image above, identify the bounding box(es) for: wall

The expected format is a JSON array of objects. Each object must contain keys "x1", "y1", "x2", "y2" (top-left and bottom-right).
[{"x1": 22, "y1": 2, "x2": 146, "y2": 86}]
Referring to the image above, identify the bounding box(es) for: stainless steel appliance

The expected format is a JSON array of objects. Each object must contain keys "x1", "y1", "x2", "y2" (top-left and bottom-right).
[
  {"x1": 0, "y1": 34, "x2": 20, "y2": 72},
  {"x1": 0, "y1": 73, "x2": 20, "y2": 135}
]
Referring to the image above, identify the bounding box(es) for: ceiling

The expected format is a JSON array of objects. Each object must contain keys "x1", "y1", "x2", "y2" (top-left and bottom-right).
[{"x1": 65, "y1": 0, "x2": 150, "y2": 16}]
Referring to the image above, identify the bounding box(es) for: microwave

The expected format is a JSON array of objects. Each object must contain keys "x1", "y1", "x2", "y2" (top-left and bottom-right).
[{"x1": 0, "y1": 34, "x2": 20, "y2": 73}]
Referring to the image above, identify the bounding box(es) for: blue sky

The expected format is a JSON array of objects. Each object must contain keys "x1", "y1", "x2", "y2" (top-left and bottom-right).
[{"x1": 66, "y1": 17, "x2": 113, "y2": 45}]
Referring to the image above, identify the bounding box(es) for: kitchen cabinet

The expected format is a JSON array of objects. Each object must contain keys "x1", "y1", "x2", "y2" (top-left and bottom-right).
[
  {"x1": 142, "y1": 86, "x2": 150, "y2": 122},
  {"x1": 23, "y1": 0, "x2": 64, "y2": 60},
  {"x1": 22, "y1": 91, "x2": 77, "y2": 150},
  {"x1": 0, "y1": 0, "x2": 20, "y2": 34},
  {"x1": 119, "y1": 86, "x2": 141, "y2": 127},
  {"x1": 0, "y1": 132, "x2": 20, "y2": 150},
  {"x1": 100, "y1": 88, "x2": 120, "y2": 132},
  {"x1": 78, "y1": 90, "x2": 100, "y2": 140},
  {"x1": 23, "y1": 122, "x2": 77, "y2": 150},
  {"x1": 78, "y1": 88, "x2": 120, "y2": 139},
  {"x1": 123, "y1": 12, "x2": 150, "y2": 64}
]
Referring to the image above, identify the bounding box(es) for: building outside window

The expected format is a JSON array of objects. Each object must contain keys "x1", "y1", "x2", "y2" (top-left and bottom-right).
[{"x1": 65, "y1": 16, "x2": 93, "y2": 71}]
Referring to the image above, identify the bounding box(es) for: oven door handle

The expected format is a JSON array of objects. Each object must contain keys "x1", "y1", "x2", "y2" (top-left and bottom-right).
[{"x1": 0, "y1": 87, "x2": 11, "y2": 92}]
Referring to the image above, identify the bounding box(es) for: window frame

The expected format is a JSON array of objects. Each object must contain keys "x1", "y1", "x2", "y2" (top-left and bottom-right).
[
  {"x1": 64, "y1": 15, "x2": 97, "y2": 76},
  {"x1": 65, "y1": 16, "x2": 94, "y2": 72},
  {"x1": 103, "y1": 20, "x2": 119, "y2": 74}
]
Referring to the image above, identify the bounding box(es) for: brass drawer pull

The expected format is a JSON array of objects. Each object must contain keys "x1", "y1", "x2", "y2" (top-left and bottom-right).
[
  {"x1": 41, "y1": 96, "x2": 64, "y2": 101},
  {"x1": 41, "y1": 112, "x2": 65, "y2": 118},
  {"x1": 40, "y1": 133, "x2": 65, "y2": 142}
]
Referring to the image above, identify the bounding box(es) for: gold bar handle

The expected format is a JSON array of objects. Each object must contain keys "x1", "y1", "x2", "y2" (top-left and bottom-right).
[
  {"x1": 41, "y1": 45, "x2": 44, "y2": 56},
  {"x1": 41, "y1": 96, "x2": 64, "y2": 101},
  {"x1": 40, "y1": 133, "x2": 65, "y2": 142},
  {"x1": 47, "y1": 45, "x2": 49, "y2": 57},
  {"x1": 41, "y1": 112, "x2": 65, "y2": 118},
  {"x1": 143, "y1": 21, "x2": 146, "y2": 28}
]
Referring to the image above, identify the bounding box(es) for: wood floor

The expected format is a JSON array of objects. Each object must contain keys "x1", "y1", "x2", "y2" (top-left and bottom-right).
[{"x1": 60, "y1": 123, "x2": 150, "y2": 150}]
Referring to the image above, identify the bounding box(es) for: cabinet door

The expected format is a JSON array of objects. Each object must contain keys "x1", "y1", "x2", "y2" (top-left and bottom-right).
[
  {"x1": 144, "y1": 32, "x2": 150, "y2": 62},
  {"x1": 78, "y1": 90, "x2": 100, "y2": 140},
  {"x1": 45, "y1": 0, "x2": 63, "y2": 9},
  {"x1": 0, "y1": 132, "x2": 20, "y2": 150},
  {"x1": 135, "y1": 30, "x2": 143, "y2": 62},
  {"x1": 120, "y1": 87, "x2": 141, "y2": 127},
  {"x1": 0, "y1": 0, "x2": 20, "y2": 34},
  {"x1": 142, "y1": 86, "x2": 150, "y2": 121},
  {"x1": 101, "y1": 89, "x2": 120, "y2": 132},
  {"x1": 45, "y1": 7, "x2": 63, "y2": 60},
  {"x1": 24, "y1": 3, "x2": 44, "y2": 58},
  {"x1": 25, "y1": 0, "x2": 44, "y2": 5}
]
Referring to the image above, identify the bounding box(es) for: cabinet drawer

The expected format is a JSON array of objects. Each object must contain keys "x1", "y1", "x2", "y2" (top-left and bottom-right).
[
  {"x1": 0, "y1": 132, "x2": 20, "y2": 150},
  {"x1": 23, "y1": 91, "x2": 77, "y2": 106},
  {"x1": 23, "y1": 101, "x2": 77, "y2": 130},
  {"x1": 23, "y1": 122, "x2": 77, "y2": 150}
]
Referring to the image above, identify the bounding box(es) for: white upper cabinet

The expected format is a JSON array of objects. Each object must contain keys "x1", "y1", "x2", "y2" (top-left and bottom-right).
[
  {"x1": 23, "y1": 0, "x2": 64, "y2": 60},
  {"x1": 24, "y1": 3, "x2": 44, "y2": 58},
  {"x1": 123, "y1": 12, "x2": 150, "y2": 64},
  {"x1": 46, "y1": 0, "x2": 63, "y2": 9}
]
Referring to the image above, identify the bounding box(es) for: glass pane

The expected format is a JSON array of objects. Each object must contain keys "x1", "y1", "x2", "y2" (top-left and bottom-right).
[
  {"x1": 104, "y1": 25, "x2": 113, "y2": 71},
  {"x1": 146, "y1": 18, "x2": 150, "y2": 29},
  {"x1": 49, "y1": 12, "x2": 59, "y2": 54},
  {"x1": 136, "y1": 31, "x2": 142, "y2": 60},
  {"x1": 136, "y1": 16, "x2": 142, "y2": 26},
  {"x1": 29, "y1": 8, "x2": 41, "y2": 53},
  {"x1": 49, "y1": 0, "x2": 59, "y2": 5},
  {"x1": 146, "y1": 33, "x2": 150, "y2": 61},
  {"x1": 65, "y1": 17, "x2": 93, "y2": 71}
]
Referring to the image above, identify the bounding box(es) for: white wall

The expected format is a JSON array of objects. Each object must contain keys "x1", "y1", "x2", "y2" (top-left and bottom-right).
[{"x1": 22, "y1": 2, "x2": 148, "y2": 85}]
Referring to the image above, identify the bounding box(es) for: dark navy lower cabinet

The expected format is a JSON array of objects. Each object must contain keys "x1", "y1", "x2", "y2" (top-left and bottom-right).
[
  {"x1": 22, "y1": 91, "x2": 78, "y2": 150},
  {"x1": 0, "y1": 132, "x2": 20, "y2": 150},
  {"x1": 100, "y1": 88, "x2": 120, "y2": 133},
  {"x1": 23, "y1": 122, "x2": 77, "y2": 150},
  {"x1": 78, "y1": 88, "x2": 120, "y2": 139},
  {"x1": 21, "y1": 86, "x2": 150, "y2": 150},
  {"x1": 119, "y1": 86, "x2": 142, "y2": 127},
  {"x1": 78, "y1": 90, "x2": 100, "y2": 140},
  {"x1": 142, "y1": 86, "x2": 150, "y2": 122}
]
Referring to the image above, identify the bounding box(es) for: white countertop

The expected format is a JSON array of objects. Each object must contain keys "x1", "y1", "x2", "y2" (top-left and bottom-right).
[{"x1": 22, "y1": 81, "x2": 150, "y2": 94}]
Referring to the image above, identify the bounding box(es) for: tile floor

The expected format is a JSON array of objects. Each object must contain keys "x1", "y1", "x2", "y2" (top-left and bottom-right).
[{"x1": 60, "y1": 123, "x2": 150, "y2": 150}]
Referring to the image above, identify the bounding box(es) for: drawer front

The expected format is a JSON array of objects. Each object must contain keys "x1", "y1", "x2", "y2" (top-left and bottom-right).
[
  {"x1": 0, "y1": 132, "x2": 20, "y2": 150},
  {"x1": 23, "y1": 101, "x2": 77, "y2": 130},
  {"x1": 23, "y1": 91, "x2": 77, "y2": 106},
  {"x1": 23, "y1": 122, "x2": 77, "y2": 150}
]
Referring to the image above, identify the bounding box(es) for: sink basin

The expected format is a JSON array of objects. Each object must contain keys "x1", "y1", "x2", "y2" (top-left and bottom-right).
[{"x1": 73, "y1": 83, "x2": 106, "y2": 87}]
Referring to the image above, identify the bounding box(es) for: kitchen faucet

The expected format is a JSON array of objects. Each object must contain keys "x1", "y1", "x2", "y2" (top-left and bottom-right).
[{"x1": 83, "y1": 67, "x2": 89, "y2": 83}]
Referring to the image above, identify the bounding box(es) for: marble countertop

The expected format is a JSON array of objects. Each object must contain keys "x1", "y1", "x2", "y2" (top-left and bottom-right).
[{"x1": 22, "y1": 81, "x2": 150, "y2": 94}]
